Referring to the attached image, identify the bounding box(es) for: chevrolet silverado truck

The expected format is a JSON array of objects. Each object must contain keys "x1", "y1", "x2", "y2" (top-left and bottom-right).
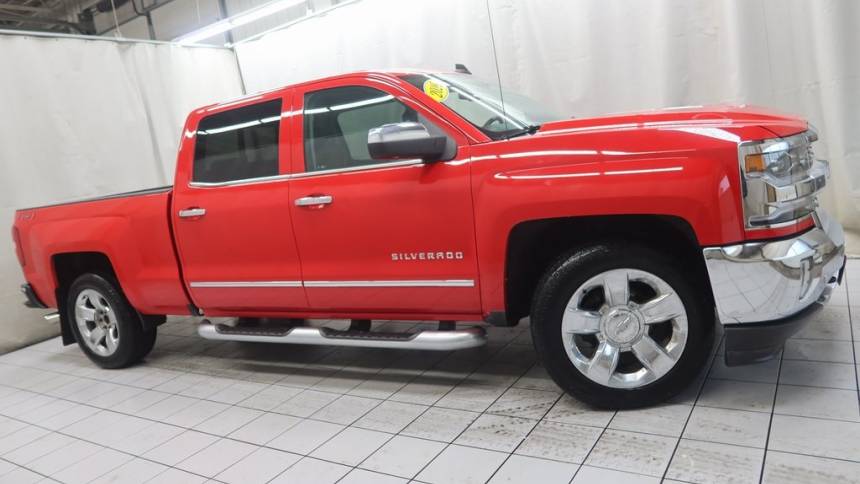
[{"x1": 13, "y1": 70, "x2": 846, "y2": 408}]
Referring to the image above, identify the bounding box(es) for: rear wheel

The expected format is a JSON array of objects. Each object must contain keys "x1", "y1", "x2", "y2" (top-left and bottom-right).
[
  {"x1": 66, "y1": 273, "x2": 156, "y2": 369},
  {"x1": 530, "y1": 244, "x2": 713, "y2": 409}
]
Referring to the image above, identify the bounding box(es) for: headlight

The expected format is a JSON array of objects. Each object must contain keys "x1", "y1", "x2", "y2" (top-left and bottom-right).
[{"x1": 738, "y1": 129, "x2": 827, "y2": 229}]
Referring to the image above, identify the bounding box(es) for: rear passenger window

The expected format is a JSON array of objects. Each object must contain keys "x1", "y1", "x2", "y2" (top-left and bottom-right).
[{"x1": 192, "y1": 99, "x2": 282, "y2": 183}]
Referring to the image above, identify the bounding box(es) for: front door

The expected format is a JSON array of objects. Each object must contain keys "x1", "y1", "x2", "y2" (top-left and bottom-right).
[
  {"x1": 172, "y1": 94, "x2": 307, "y2": 314},
  {"x1": 288, "y1": 78, "x2": 480, "y2": 315}
]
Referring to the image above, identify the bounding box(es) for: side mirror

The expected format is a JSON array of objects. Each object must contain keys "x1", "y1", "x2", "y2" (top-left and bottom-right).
[{"x1": 368, "y1": 122, "x2": 448, "y2": 162}]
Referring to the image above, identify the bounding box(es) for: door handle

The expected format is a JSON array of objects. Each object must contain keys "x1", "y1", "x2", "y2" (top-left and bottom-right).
[
  {"x1": 178, "y1": 208, "x2": 206, "y2": 218},
  {"x1": 295, "y1": 195, "x2": 333, "y2": 207}
]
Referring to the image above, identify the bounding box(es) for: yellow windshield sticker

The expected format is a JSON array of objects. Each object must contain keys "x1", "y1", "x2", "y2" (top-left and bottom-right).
[{"x1": 423, "y1": 79, "x2": 450, "y2": 103}]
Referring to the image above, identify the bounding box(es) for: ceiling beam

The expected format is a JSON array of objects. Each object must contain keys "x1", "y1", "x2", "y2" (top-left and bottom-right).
[{"x1": 0, "y1": 4, "x2": 54, "y2": 14}]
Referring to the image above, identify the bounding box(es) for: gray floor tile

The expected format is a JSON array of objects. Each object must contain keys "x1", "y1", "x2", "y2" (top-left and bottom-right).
[
  {"x1": 544, "y1": 394, "x2": 615, "y2": 428},
  {"x1": 486, "y1": 387, "x2": 561, "y2": 419},
  {"x1": 267, "y1": 419, "x2": 344, "y2": 455},
  {"x1": 193, "y1": 406, "x2": 263, "y2": 436},
  {"x1": 666, "y1": 439, "x2": 764, "y2": 484},
  {"x1": 216, "y1": 447, "x2": 300, "y2": 484},
  {"x1": 228, "y1": 412, "x2": 301, "y2": 445},
  {"x1": 274, "y1": 389, "x2": 340, "y2": 417},
  {"x1": 709, "y1": 357, "x2": 781, "y2": 384},
  {"x1": 775, "y1": 384, "x2": 860, "y2": 421},
  {"x1": 763, "y1": 450, "x2": 860, "y2": 484},
  {"x1": 90, "y1": 458, "x2": 167, "y2": 484},
  {"x1": 52, "y1": 447, "x2": 132, "y2": 484},
  {"x1": 784, "y1": 338, "x2": 855, "y2": 363},
  {"x1": 683, "y1": 405, "x2": 770, "y2": 447},
  {"x1": 176, "y1": 438, "x2": 258, "y2": 478},
  {"x1": 340, "y1": 468, "x2": 407, "y2": 484},
  {"x1": 609, "y1": 403, "x2": 692, "y2": 437},
  {"x1": 143, "y1": 430, "x2": 219, "y2": 466},
  {"x1": 360, "y1": 435, "x2": 445, "y2": 479},
  {"x1": 310, "y1": 394, "x2": 380, "y2": 425},
  {"x1": 147, "y1": 468, "x2": 208, "y2": 484},
  {"x1": 571, "y1": 465, "x2": 660, "y2": 483},
  {"x1": 417, "y1": 444, "x2": 508, "y2": 484},
  {"x1": 310, "y1": 426, "x2": 391, "y2": 466},
  {"x1": 434, "y1": 383, "x2": 507, "y2": 412},
  {"x1": 779, "y1": 360, "x2": 858, "y2": 390},
  {"x1": 585, "y1": 429, "x2": 676, "y2": 477},
  {"x1": 238, "y1": 384, "x2": 303, "y2": 412},
  {"x1": 489, "y1": 454, "x2": 578, "y2": 484},
  {"x1": 400, "y1": 407, "x2": 479, "y2": 442},
  {"x1": 697, "y1": 379, "x2": 776, "y2": 412},
  {"x1": 769, "y1": 414, "x2": 860, "y2": 461},
  {"x1": 516, "y1": 420, "x2": 602, "y2": 464},
  {"x1": 354, "y1": 400, "x2": 427, "y2": 433},
  {"x1": 268, "y1": 456, "x2": 350, "y2": 484},
  {"x1": 455, "y1": 414, "x2": 537, "y2": 452}
]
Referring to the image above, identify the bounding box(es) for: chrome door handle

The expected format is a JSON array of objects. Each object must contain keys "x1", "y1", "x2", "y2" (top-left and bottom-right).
[
  {"x1": 178, "y1": 208, "x2": 206, "y2": 218},
  {"x1": 295, "y1": 195, "x2": 333, "y2": 207}
]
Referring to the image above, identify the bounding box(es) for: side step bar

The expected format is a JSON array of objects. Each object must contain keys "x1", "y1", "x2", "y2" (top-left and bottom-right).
[{"x1": 197, "y1": 321, "x2": 487, "y2": 351}]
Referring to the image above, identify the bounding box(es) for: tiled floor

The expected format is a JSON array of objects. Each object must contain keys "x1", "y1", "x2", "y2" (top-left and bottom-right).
[{"x1": 0, "y1": 260, "x2": 857, "y2": 484}]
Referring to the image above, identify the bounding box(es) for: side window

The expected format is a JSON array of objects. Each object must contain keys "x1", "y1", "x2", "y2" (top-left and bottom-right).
[
  {"x1": 192, "y1": 99, "x2": 282, "y2": 183},
  {"x1": 303, "y1": 86, "x2": 448, "y2": 172}
]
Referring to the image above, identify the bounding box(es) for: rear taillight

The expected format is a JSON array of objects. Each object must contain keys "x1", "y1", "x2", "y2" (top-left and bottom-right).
[
  {"x1": 738, "y1": 128, "x2": 827, "y2": 229},
  {"x1": 11, "y1": 226, "x2": 25, "y2": 267}
]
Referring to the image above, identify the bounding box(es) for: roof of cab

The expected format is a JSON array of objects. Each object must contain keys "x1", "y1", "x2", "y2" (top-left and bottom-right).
[{"x1": 192, "y1": 68, "x2": 443, "y2": 115}]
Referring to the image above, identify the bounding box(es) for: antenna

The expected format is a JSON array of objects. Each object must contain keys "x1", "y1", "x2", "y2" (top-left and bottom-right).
[
  {"x1": 484, "y1": 0, "x2": 511, "y2": 131},
  {"x1": 455, "y1": 64, "x2": 472, "y2": 75}
]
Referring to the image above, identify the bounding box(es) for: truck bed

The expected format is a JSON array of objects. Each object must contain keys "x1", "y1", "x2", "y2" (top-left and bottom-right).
[{"x1": 14, "y1": 186, "x2": 190, "y2": 315}]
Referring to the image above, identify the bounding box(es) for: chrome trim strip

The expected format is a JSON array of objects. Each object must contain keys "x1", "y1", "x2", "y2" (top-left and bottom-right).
[
  {"x1": 198, "y1": 323, "x2": 487, "y2": 351},
  {"x1": 187, "y1": 160, "x2": 425, "y2": 189},
  {"x1": 188, "y1": 279, "x2": 475, "y2": 288},
  {"x1": 19, "y1": 186, "x2": 172, "y2": 211},
  {"x1": 303, "y1": 279, "x2": 475, "y2": 288},
  {"x1": 189, "y1": 174, "x2": 292, "y2": 188},
  {"x1": 190, "y1": 281, "x2": 303, "y2": 288},
  {"x1": 292, "y1": 159, "x2": 424, "y2": 178}
]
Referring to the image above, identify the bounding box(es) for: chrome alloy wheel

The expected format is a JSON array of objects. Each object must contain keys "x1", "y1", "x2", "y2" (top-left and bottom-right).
[
  {"x1": 561, "y1": 268, "x2": 688, "y2": 389},
  {"x1": 74, "y1": 289, "x2": 120, "y2": 357}
]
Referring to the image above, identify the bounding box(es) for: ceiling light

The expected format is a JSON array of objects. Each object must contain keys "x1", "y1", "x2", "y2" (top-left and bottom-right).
[{"x1": 174, "y1": 0, "x2": 306, "y2": 45}]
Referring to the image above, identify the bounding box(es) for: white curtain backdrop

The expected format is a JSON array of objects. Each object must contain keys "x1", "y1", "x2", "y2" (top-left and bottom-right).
[
  {"x1": 0, "y1": 34, "x2": 244, "y2": 352},
  {"x1": 235, "y1": 0, "x2": 860, "y2": 241}
]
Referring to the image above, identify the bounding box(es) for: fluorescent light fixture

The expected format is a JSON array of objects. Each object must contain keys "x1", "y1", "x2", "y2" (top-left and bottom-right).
[{"x1": 174, "y1": 0, "x2": 306, "y2": 45}]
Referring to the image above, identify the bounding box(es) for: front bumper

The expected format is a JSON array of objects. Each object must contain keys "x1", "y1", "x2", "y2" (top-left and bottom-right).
[{"x1": 702, "y1": 209, "x2": 846, "y2": 365}]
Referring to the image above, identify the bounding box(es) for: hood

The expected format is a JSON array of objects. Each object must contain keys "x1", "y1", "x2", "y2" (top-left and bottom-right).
[{"x1": 537, "y1": 105, "x2": 807, "y2": 139}]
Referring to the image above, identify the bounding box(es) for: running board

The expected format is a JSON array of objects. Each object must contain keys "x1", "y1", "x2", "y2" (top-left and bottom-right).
[{"x1": 196, "y1": 321, "x2": 487, "y2": 351}]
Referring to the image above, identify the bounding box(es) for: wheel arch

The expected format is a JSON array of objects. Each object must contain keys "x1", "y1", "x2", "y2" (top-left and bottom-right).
[
  {"x1": 502, "y1": 214, "x2": 714, "y2": 325},
  {"x1": 53, "y1": 252, "x2": 163, "y2": 345}
]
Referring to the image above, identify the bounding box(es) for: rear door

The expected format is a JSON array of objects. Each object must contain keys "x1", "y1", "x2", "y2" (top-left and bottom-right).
[
  {"x1": 172, "y1": 92, "x2": 307, "y2": 313},
  {"x1": 287, "y1": 77, "x2": 481, "y2": 315}
]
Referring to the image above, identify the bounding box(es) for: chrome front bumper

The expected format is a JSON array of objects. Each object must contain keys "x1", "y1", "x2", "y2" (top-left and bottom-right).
[{"x1": 703, "y1": 209, "x2": 846, "y2": 325}]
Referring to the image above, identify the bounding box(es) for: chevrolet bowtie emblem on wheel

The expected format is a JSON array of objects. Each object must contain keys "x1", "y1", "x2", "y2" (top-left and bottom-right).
[{"x1": 391, "y1": 251, "x2": 464, "y2": 261}]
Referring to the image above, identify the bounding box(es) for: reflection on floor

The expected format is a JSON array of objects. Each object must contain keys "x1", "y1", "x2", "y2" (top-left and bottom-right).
[{"x1": 0, "y1": 260, "x2": 858, "y2": 484}]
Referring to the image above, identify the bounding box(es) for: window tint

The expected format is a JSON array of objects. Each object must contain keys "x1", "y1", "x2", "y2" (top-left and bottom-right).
[
  {"x1": 193, "y1": 99, "x2": 281, "y2": 183},
  {"x1": 303, "y1": 86, "x2": 448, "y2": 172}
]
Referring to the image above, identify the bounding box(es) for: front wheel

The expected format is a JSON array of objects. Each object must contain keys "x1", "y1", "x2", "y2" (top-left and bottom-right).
[
  {"x1": 530, "y1": 244, "x2": 713, "y2": 409},
  {"x1": 66, "y1": 273, "x2": 156, "y2": 369}
]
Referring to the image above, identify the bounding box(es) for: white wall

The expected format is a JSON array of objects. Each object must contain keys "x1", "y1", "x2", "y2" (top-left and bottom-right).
[
  {"x1": 235, "y1": 0, "x2": 860, "y2": 238},
  {"x1": 0, "y1": 34, "x2": 244, "y2": 353}
]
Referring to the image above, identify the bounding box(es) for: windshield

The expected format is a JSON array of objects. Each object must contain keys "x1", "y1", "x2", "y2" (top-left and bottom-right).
[{"x1": 400, "y1": 73, "x2": 563, "y2": 140}]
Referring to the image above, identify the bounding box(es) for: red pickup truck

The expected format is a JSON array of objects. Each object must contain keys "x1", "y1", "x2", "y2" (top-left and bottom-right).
[{"x1": 13, "y1": 70, "x2": 846, "y2": 408}]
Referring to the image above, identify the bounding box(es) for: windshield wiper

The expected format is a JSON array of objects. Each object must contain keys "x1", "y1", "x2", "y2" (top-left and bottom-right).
[{"x1": 504, "y1": 124, "x2": 541, "y2": 139}]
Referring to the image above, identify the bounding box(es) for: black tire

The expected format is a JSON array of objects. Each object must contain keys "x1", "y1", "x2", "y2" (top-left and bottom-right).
[
  {"x1": 135, "y1": 328, "x2": 158, "y2": 361},
  {"x1": 530, "y1": 243, "x2": 714, "y2": 409},
  {"x1": 66, "y1": 273, "x2": 155, "y2": 369}
]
